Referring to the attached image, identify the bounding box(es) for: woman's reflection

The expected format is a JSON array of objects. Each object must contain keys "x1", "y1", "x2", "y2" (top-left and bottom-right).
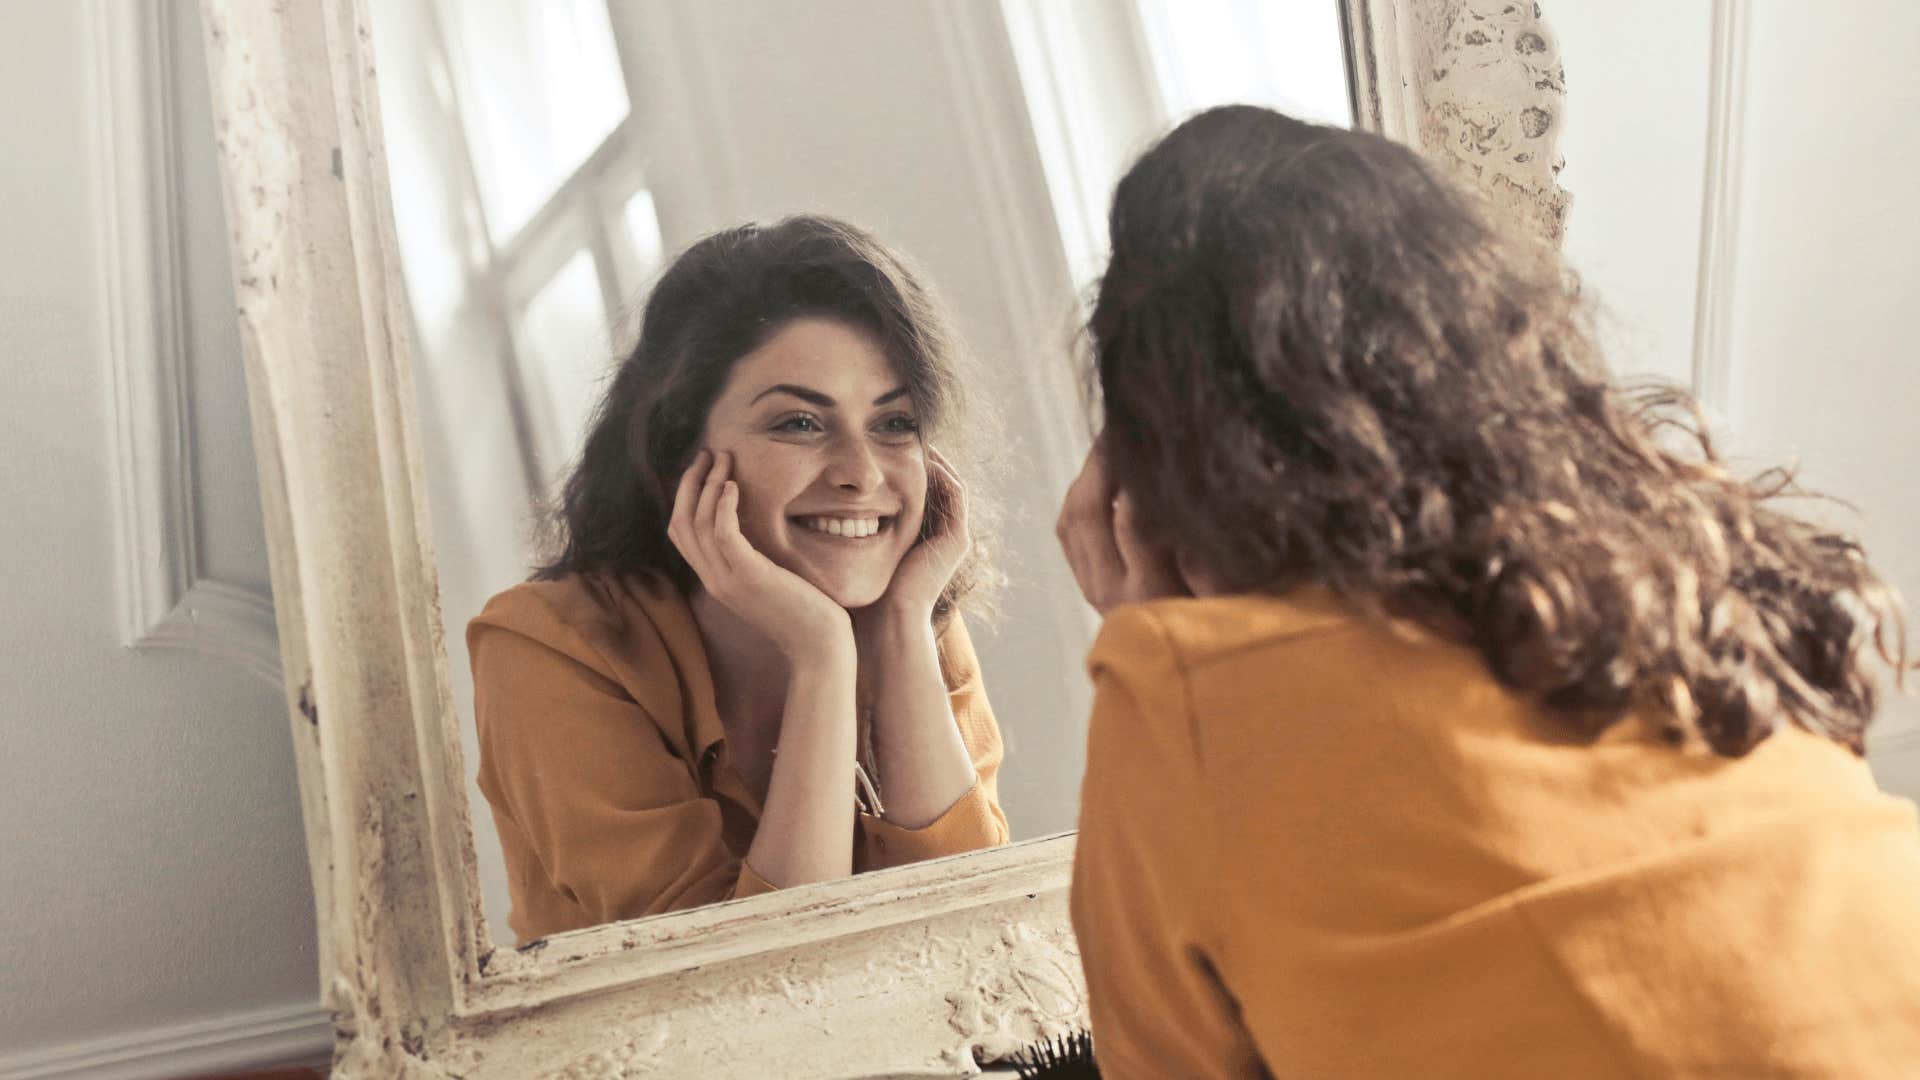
[{"x1": 468, "y1": 216, "x2": 1008, "y2": 944}]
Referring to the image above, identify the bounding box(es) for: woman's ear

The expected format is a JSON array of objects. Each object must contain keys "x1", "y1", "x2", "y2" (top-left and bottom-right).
[{"x1": 1177, "y1": 546, "x2": 1229, "y2": 597}]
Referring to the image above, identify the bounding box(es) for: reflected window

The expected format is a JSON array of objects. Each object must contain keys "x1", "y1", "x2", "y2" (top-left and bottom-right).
[
  {"x1": 1002, "y1": 0, "x2": 1352, "y2": 293},
  {"x1": 515, "y1": 250, "x2": 611, "y2": 461},
  {"x1": 371, "y1": 0, "x2": 667, "y2": 490},
  {"x1": 1133, "y1": 0, "x2": 1351, "y2": 128},
  {"x1": 438, "y1": 0, "x2": 632, "y2": 244}
]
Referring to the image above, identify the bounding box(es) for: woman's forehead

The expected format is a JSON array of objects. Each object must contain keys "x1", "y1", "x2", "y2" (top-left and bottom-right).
[{"x1": 721, "y1": 317, "x2": 907, "y2": 406}]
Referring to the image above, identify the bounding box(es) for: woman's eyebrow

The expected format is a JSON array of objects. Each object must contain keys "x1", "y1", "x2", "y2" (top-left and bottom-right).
[
  {"x1": 749, "y1": 384, "x2": 912, "y2": 407},
  {"x1": 751, "y1": 383, "x2": 834, "y2": 407}
]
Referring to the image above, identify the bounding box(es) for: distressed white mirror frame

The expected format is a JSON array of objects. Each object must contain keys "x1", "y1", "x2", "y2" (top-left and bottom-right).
[{"x1": 197, "y1": 0, "x2": 1569, "y2": 1075}]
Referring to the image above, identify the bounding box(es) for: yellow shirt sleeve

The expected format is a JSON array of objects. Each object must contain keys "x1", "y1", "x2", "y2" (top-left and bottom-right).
[
  {"x1": 470, "y1": 608, "x2": 765, "y2": 940},
  {"x1": 1069, "y1": 607, "x2": 1267, "y2": 1079}
]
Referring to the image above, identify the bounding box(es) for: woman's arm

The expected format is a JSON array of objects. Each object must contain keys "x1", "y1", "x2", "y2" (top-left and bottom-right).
[
  {"x1": 856, "y1": 605, "x2": 980, "y2": 828},
  {"x1": 743, "y1": 636, "x2": 860, "y2": 885},
  {"x1": 670, "y1": 450, "x2": 861, "y2": 887},
  {"x1": 855, "y1": 449, "x2": 989, "y2": 829}
]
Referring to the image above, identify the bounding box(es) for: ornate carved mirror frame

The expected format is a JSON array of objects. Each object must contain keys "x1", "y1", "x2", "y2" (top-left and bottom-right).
[{"x1": 196, "y1": 0, "x2": 1569, "y2": 1074}]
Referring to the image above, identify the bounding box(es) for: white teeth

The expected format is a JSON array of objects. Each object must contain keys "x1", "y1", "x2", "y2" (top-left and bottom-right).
[{"x1": 802, "y1": 516, "x2": 882, "y2": 538}]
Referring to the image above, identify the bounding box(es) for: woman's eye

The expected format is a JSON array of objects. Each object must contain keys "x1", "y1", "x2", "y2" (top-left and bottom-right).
[
  {"x1": 774, "y1": 415, "x2": 823, "y2": 434},
  {"x1": 876, "y1": 414, "x2": 920, "y2": 436}
]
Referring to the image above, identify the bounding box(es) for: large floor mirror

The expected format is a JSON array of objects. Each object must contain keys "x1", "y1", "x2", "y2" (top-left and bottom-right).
[
  {"x1": 363, "y1": 0, "x2": 1352, "y2": 948},
  {"x1": 197, "y1": 0, "x2": 1567, "y2": 1072}
]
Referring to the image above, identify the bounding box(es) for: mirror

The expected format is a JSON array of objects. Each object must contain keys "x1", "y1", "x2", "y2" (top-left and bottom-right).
[
  {"x1": 361, "y1": 0, "x2": 1354, "y2": 946},
  {"x1": 201, "y1": 0, "x2": 1570, "y2": 1068}
]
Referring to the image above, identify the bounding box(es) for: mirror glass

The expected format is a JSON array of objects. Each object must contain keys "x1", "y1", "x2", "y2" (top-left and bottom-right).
[{"x1": 366, "y1": 0, "x2": 1353, "y2": 946}]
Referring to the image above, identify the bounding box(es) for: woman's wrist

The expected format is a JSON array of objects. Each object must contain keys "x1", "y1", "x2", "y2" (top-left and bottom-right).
[
  {"x1": 856, "y1": 594, "x2": 936, "y2": 637},
  {"x1": 784, "y1": 619, "x2": 859, "y2": 673},
  {"x1": 855, "y1": 605, "x2": 942, "y2": 671}
]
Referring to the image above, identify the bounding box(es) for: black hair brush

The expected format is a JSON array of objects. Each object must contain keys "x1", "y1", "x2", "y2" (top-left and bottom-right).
[{"x1": 1011, "y1": 1029, "x2": 1099, "y2": 1078}]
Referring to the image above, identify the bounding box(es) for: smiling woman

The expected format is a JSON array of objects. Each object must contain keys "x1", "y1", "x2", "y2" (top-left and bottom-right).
[{"x1": 466, "y1": 215, "x2": 1009, "y2": 943}]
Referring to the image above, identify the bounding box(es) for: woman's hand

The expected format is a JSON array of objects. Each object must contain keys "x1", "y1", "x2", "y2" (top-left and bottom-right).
[
  {"x1": 669, "y1": 450, "x2": 852, "y2": 661},
  {"x1": 1056, "y1": 437, "x2": 1191, "y2": 616},
  {"x1": 866, "y1": 446, "x2": 971, "y2": 622}
]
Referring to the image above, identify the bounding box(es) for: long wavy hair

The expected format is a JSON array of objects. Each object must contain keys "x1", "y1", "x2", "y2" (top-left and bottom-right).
[
  {"x1": 537, "y1": 214, "x2": 998, "y2": 626},
  {"x1": 1091, "y1": 105, "x2": 1907, "y2": 756}
]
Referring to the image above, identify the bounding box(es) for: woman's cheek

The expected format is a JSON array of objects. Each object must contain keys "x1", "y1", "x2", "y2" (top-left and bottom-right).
[{"x1": 730, "y1": 447, "x2": 802, "y2": 543}]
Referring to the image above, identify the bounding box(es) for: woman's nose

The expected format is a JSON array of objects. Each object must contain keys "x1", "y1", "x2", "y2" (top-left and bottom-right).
[{"x1": 824, "y1": 434, "x2": 884, "y2": 492}]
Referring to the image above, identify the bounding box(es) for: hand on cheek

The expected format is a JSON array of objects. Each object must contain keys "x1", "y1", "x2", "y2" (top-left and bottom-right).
[
  {"x1": 1055, "y1": 440, "x2": 1190, "y2": 616},
  {"x1": 868, "y1": 447, "x2": 968, "y2": 620},
  {"x1": 667, "y1": 449, "x2": 852, "y2": 661}
]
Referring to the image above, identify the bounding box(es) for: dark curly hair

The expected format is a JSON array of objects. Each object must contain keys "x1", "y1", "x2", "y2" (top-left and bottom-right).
[
  {"x1": 1091, "y1": 105, "x2": 1908, "y2": 756},
  {"x1": 537, "y1": 214, "x2": 998, "y2": 626}
]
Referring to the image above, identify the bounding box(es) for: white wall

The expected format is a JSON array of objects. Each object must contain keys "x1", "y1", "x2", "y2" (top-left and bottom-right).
[
  {"x1": 2, "y1": 2, "x2": 1916, "y2": 1076},
  {"x1": 0, "y1": 2, "x2": 326, "y2": 1077},
  {"x1": 1725, "y1": 3, "x2": 1920, "y2": 789},
  {"x1": 1555, "y1": 0, "x2": 1920, "y2": 797},
  {"x1": 1555, "y1": 0, "x2": 1715, "y2": 389}
]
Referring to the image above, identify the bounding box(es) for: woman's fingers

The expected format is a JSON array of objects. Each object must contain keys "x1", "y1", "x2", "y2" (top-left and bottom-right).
[
  {"x1": 1113, "y1": 492, "x2": 1185, "y2": 600},
  {"x1": 696, "y1": 451, "x2": 730, "y2": 533},
  {"x1": 924, "y1": 447, "x2": 969, "y2": 550},
  {"x1": 1055, "y1": 439, "x2": 1192, "y2": 613},
  {"x1": 691, "y1": 451, "x2": 734, "y2": 574},
  {"x1": 668, "y1": 450, "x2": 712, "y2": 571},
  {"x1": 713, "y1": 478, "x2": 757, "y2": 581},
  {"x1": 1057, "y1": 447, "x2": 1126, "y2": 609}
]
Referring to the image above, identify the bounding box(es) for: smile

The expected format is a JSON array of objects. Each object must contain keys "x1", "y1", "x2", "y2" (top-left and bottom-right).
[{"x1": 794, "y1": 515, "x2": 890, "y2": 539}]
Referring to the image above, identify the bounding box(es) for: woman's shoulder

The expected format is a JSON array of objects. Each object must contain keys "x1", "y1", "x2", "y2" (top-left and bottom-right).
[
  {"x1": 1089, "y1": 586, "x2": 1371, "y2": 675},
  {"x1": 469, "y1": 571, "x2": 687, "y2": 657},
  {"x1": 1086, "y1": 586, "x2": 1494, "y2": 759}
]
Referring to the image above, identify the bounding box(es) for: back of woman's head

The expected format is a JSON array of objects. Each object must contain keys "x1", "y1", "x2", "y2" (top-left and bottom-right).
[
  {"x1": 1092, "y1": 104, "x2": 1906, "y2": 755},
  {"x1": 538, "y1": 213, "x2": 995, "y2": 623}
]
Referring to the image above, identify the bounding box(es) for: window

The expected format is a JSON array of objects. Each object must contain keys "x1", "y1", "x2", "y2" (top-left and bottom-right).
[
  {"x1": 372, "y1": 0, "x2": 664, "y2": 491},
  {"x1": 1001, "y1": 0, "x2": 1353, "y2": 293}
]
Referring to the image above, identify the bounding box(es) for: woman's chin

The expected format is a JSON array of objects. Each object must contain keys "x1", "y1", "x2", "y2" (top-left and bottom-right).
[
  {"x1": 818, "y1": 580, "x2": 890, "y2": 610},
  {"x1": 789, "y1": 565, "x2": 897, "y2": 611}
]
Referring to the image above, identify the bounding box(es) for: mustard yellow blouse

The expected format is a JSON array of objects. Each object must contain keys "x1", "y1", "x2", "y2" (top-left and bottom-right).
[
  {"x1": 469, "y1": 572, "x2": 1008, "y2": 944},
  {"x1": 1072, "y1": 588, "x2": 1920, "y2": 1078}
]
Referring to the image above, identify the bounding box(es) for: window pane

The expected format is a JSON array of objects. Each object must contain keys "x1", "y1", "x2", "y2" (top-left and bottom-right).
[
  {"x1": 1135, "y1": 0, "x2": 1353, "y2": 127},
  {"x1": 622, "y1": 188, "x2": 665, "y2": 275},
  {"x1": 516, "y1": 250, "x2": 612, "y2": 480},
  {"x1": 438, "y1": 0, "x2": 631, "y2": 243}
]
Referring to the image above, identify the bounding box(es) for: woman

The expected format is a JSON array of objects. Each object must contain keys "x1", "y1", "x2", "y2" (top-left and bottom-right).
[
  {"x1": 470, "y1": 215, "x2": 1008, "y2": 945},
  {"x1": 1059, "y1": 106, "x2": 1920, "y2": 1077}
]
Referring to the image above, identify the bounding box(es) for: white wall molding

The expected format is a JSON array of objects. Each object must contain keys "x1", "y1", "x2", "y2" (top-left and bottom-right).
[
  {"x1": 90, "y1": 0, "x2": 280, "y2": 687},
  {"x1": 0, "y1": 1001, "x2": 331, "y2": 1080},
  {"x1": 1689, "y1": 0, "x2": 1750, "y2": 418}
]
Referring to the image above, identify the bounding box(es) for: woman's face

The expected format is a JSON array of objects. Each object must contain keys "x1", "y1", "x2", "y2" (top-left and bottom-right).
[{"x1": 697, "y1": 316, "x2": 927, "y2": 608}]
